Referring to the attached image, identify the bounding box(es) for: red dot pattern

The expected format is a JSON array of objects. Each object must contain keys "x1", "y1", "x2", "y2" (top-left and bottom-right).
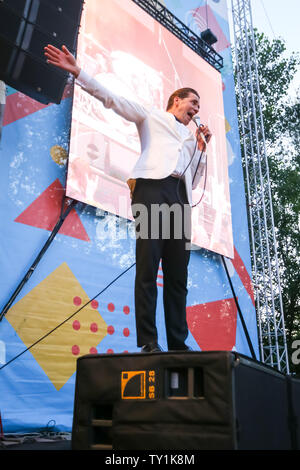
[
  {"x1": 90, "y1": 322, "x2": 98, "y2": 333},
  {"x1": 107, "y1": 325, "x2": 115, "y2": 335},
  {"x1": 73, "y1": 296, "x2": 82, "y2": 306},
  {"x1": 72, "y1": 345, "x2": 80, "y2": 356},
  {"x1": 71, "y1": 299, "x2": 132, "y2": 355},
  {"x1": 73, "y1": 320, "x2": 80, "y2": 330}
]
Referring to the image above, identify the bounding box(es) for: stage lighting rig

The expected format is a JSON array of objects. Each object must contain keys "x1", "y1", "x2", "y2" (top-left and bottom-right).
[
  {"x1": 131, "y1": 0, "x2": 223, "y2": 71},
  {"x1": 201, "y1": 28, "x2": 218, "y2": 46}
]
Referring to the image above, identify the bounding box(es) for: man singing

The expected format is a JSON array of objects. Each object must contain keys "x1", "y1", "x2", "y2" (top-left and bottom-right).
[{"x1": 44, "y1": 44, "x2": 212, "y2": 353}]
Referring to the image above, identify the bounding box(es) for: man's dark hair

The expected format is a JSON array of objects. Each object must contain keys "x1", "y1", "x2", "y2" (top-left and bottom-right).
[{"x1": 166, "y1": 87, "x2": 200, "y2": 111}]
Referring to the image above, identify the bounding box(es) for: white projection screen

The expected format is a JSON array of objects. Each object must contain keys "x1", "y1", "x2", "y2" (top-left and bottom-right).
[{"x1": 67, "y1": 0, "x2": 234, "y2": 258}]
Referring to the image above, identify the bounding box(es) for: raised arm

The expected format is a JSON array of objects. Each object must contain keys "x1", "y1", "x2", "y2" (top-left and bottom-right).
[
  {"x1": 44, "y1": 44, "x2": 147, "y2": 124},
  {"x1": 44, "y1": 44, "x2": 81, "y2": 78}
]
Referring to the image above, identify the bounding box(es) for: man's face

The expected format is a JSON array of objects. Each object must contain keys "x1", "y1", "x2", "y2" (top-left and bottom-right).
[{"x1": 173, "y1": 92, "x2": 200, "y2": 126}]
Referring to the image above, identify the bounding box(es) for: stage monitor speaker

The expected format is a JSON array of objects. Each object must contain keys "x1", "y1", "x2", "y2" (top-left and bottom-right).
[
  {"x1": 71, "y1": 351, "x2": 300, "y2": 450},
  {"x1": 0, "y1": 0, "x2": 84, "y2": 104}
]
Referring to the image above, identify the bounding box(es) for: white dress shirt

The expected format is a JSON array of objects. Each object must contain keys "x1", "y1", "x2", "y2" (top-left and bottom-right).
[{"x1": 76, "y1": 70, "x2": 206, "y2": 205}]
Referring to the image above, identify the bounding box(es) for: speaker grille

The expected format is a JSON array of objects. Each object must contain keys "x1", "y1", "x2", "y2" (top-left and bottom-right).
[{"x1": 0, "y1": 0, "x2": 84, "y2": 103}]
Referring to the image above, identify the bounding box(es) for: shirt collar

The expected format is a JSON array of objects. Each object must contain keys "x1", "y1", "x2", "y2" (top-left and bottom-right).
[{"x1": 174, "y1": 115, "x2": 183, "y2": 124}]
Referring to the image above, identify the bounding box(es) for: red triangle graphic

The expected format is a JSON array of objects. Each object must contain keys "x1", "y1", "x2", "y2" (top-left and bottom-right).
[
  {"x1": 14, "y1": 179, "x2": 90, "y2": 241},
  {"x1": 187, "y1": 298, "x2": 237, "y2": 351},
  {"x1": 232, "y1": 246, "x2": 255, "y2": 305},
  {"x1": 3, "y1": 84, "x2": 72, "y2": 127}
]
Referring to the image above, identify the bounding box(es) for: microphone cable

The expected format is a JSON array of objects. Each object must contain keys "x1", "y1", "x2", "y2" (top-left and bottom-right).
[{"x1": 175, "y1": 117, "x2": 208, "y2": 208}]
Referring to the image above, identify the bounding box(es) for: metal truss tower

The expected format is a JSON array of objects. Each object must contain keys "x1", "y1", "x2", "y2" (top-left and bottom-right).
[{"x1": 231, "y1": 0, "x2": 289, "y2": 373}]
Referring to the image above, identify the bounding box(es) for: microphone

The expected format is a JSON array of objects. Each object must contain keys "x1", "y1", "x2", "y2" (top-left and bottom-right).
[
  {"x1": 192, "y1": 115, "x2": 201, "y2": 127},
  {"x1": 192, "y1": 116, "x2": 207, "y2": 145}
]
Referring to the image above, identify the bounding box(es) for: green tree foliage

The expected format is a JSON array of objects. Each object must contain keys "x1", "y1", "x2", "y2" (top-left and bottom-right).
[
  {"x1": 255, "y1": 32, "x2": 299, "y2": 141},
  {"x1": 243, "y1": 30, "x2": 300, "y2": 373},
  {"x1": 237, "y1": 30, "x2": 300, "y2": 374}
]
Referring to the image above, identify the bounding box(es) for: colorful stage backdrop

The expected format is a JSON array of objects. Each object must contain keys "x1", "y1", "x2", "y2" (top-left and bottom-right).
[{"x1": 0, "y1": 0, "x2": 259, "y2": 433}]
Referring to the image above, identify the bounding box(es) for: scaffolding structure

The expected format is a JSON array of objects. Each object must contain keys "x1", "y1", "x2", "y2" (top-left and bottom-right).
[{"x1": 231, "y1": 0, "x2": 289, "y2": 373}]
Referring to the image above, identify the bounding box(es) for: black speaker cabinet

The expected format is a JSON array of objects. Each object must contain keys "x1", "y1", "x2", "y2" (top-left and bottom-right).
[
  {"x1": 71, "y1": 351, "x2": 299, "y2": 450},
  {"x1": 0, "y1": 0, "x2": 84, "y2": 104}
]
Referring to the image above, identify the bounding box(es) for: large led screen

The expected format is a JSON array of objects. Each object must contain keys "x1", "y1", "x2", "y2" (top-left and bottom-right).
[{"x1": 67, "y1": 0, "x2": 234, "y2": 258}]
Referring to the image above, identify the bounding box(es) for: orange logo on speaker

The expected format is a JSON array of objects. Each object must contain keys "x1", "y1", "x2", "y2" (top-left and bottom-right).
[
  {"x1": 121, "y1": 370, "x2": 156, "y2": 400},
  {"x1": 121, "y1": 371, "x2": 146, "y2": 399}
]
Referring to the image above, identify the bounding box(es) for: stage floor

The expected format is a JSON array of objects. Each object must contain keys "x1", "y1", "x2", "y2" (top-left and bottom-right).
[{"x1": 0, "y1": 434, "x2": 72, "y2": 451}]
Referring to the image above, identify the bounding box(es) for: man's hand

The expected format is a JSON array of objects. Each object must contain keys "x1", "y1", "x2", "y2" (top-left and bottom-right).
[
  {"x1": 44, "y1": 44, "x2": 81, "y2": 78},
  {"x1": 196, "y1": 125, "x2": 212, "y2": 151}
]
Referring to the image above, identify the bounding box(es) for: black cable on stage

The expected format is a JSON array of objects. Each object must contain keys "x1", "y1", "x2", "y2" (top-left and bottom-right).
[
  {"x1": 221, "y1": 255, "x2": 257, "y2": 361},
  {"x1": 0, "y1": 197, "x2": 77, "y2": 322},
  {"x1": 0, "y1": 262, "x2": 136, "y2": 371}
]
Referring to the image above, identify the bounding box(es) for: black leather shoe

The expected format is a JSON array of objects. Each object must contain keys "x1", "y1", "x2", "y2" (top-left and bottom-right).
[
  {"x1": 169, "y1": 345, "x2": 193, "y2": 351},
  {"x1": 141, "y1": 342, "x2": 163, "y2": 353}
]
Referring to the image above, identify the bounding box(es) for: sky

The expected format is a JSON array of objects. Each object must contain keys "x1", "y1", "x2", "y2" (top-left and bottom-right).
[{"x1": 227, "y1": 0, "x2": 300, "y2": 96}]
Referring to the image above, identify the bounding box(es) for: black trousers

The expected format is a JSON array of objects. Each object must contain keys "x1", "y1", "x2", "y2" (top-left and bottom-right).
[{"x1": 131, "y1": 176, "x2": 191, "y2": 350}]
